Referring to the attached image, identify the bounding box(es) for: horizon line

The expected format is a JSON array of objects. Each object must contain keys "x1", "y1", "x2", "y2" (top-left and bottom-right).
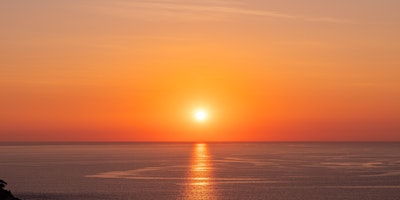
[{"x1": 1, "y1": 140, "x2": 399, "y2": 144}]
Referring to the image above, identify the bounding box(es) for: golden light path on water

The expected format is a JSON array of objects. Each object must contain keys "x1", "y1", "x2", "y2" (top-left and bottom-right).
[{"x1": 185, "y1": 143, "x2": 215, "y2": 199}]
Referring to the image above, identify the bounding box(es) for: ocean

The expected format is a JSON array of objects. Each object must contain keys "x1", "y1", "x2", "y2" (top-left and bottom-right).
[{"x1": 1, "y1": 142, "x2": 400, "y2": 200}]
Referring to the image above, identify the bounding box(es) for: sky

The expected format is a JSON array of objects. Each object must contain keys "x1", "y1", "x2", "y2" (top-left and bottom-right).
[{"x1": 0, "y1": 0, "x2": 399, "y2": 142}]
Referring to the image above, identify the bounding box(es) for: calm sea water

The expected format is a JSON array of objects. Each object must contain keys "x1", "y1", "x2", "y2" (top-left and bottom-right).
[{"x1": 1, "y1": 142, "x2": 400, "y2": 200}]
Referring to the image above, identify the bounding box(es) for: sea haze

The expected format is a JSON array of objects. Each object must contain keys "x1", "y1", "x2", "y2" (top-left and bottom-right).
[{"x1": 1, "y1": 142, "x2": 400, "y2": 200}]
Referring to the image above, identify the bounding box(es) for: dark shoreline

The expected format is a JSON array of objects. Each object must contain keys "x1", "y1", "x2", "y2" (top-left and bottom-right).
[{"x1": 1, "y1": 179, "x2": 21, "y2": 200}]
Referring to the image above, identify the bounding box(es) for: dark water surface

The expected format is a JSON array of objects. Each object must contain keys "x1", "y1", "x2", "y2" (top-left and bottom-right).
[{"x1": 1, "y1": 142, "x2": 400, "y2": 199}]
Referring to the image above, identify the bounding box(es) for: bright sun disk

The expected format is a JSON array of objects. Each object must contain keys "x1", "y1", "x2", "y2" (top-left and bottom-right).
[{"x1": 194, "y1": 110, "x2": 207, "y2": 122}]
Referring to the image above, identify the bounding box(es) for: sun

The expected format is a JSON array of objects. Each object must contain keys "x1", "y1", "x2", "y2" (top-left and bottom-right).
[{"x1": 194, "y1": 109, "x2": 207, "y2": 122}]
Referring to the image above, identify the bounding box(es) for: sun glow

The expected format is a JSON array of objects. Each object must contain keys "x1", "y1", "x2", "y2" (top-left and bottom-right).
[{"x1": 194, "y1": 109, "x2": 207, "y2": 122}]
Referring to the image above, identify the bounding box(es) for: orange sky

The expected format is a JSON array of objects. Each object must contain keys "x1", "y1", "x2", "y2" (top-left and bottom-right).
[{"x1": 1, "y1": 0, "x2": 399, "y2": 141}]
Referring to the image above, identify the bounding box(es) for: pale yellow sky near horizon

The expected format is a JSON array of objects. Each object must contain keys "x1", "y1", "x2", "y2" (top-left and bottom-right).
[{"x1": 0, "y1": 0, "x2": 399, "y2": 141}]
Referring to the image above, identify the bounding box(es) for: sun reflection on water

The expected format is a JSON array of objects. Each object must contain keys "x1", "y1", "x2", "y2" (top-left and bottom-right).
[{"x1": 184, "y1": 143, "x2": 215, "y2": 199}]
